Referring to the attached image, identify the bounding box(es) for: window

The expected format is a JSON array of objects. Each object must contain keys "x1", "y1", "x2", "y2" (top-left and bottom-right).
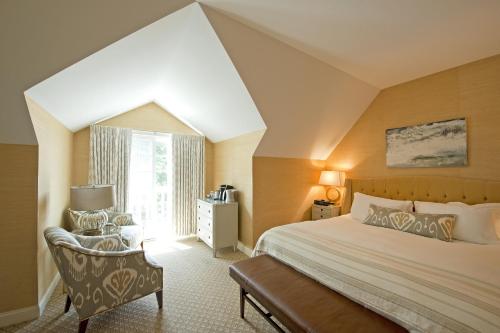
[{"x1": 128, "y1": 131, "x2": 172, "y2": 240}]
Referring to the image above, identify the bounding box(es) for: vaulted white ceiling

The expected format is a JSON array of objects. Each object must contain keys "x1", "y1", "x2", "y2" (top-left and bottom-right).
[
  {"x1": 24, "y1": 1, "x2": 500, "y2": 159},
  {"x1": 25, "y1": 3, "x2": 266, "y2": 142},
  {"x1": 200, "y1": 0, "x2": 500, "y2": 88}
]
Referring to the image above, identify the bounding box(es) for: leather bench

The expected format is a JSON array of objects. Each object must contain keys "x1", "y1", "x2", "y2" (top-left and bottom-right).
[{"x1": 229, "y1": 254, "x2": 406, "y2": 333}]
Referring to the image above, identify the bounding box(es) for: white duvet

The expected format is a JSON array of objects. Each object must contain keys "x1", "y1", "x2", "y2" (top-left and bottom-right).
[{"x1": 253, "y1": 214, "x2": 500, "y2": 333}]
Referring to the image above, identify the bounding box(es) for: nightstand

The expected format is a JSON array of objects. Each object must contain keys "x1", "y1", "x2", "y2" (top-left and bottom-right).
[{"x1": 312, "y1": 204, "x2": 340, "y2": 220}]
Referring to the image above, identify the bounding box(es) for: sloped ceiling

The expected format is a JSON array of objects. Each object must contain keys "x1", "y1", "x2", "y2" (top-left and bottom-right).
[
  {"x1": 25, "y1": 3, "x2": 265, "y2": 143},
  {"x1": 200, "y1": 0, "x2": 500, "y2": 88},
  {"x1": 202, "y1": 5, "x2": 379, "y2": 160}
]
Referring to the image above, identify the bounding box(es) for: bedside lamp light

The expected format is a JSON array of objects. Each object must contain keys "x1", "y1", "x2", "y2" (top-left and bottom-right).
[{"x1": 319, "y1": 170, "x2": 343, "y2": 203}]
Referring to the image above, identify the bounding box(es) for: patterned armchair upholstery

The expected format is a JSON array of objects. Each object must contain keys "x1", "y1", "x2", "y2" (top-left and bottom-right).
[{"x1": 44, "y1": 227, "x2": 163, "y2": 333}]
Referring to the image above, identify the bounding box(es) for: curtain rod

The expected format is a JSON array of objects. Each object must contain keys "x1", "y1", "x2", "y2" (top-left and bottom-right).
[
  {"x1": 132, "y1": 129, "x2": 171, "y2": 136},
  {"x1": 91, "y1": 124, "x2": 204, "y2": 138},
  {"x1": 132, "y1": 129, "x2": 203, "y2": 138}
]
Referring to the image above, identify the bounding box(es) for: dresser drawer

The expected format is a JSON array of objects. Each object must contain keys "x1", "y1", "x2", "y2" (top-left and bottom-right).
[
  {"x1": 312, "y1": 206, "x2": 330, "y2": 215},
  {"x1": 197, "y1": 214, "x2": 213, "y2": 231},
  {"x1": 197, "y1": 200, "x2": 213, "y2": 217},
  {"x1": 198, "y1": 227, "x2": 213, "y2": 247},
  {"x1": 312, "y1": 211, "x2": 332, "y2": 220},
  {"x1": 312, "y1": 204, "x2": 339, "y2": 220}
]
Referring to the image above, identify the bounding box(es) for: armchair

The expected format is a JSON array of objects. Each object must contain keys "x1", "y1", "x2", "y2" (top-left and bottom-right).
[{"x1": 44, "y1": 227, "x2": 163, "y2": 333}]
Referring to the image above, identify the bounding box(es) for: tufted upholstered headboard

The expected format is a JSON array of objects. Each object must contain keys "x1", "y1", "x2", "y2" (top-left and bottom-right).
[{"x1": 341, "y1": 176, "x2": 500, "y2": 214}]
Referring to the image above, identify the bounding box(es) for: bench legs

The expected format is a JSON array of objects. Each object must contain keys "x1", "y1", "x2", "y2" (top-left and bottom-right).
[
  {"x1": 240, "y1": 287, "x2": 246, "y2": 318},
  {"x1": 239, "y1": 287, "x2": 284, "y2": 333}
]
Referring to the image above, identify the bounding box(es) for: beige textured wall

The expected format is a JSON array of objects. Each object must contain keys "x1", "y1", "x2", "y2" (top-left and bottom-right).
[
  {"x1": 72, "y1": 102, "x2": 213, "y2": 191},
  {"x1": 212, "y1": 130, "x2": 265, "y2": 247},
  {"x1": 252, "y1": 157, "x2": 326, "y2": 246},
  {"x1": 0, "y1": 144, "x2": 38, "y2": 312},
  {"x1": 26, "y1": 97, "x2": 73, "y2": 302},
  {"x1": 327, "y1": 54, "x2": 500, "y2": 181}
]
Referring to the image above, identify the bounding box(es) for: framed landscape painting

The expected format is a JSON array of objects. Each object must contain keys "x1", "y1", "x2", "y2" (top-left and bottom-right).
[{"x1": 386, "y1": 118, "x2": 467, "y2": 168}]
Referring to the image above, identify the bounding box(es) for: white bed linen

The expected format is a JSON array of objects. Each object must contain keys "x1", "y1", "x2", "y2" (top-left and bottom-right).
[{"x1": 253, "y1": 214, "x2": 500, "y2": 333}]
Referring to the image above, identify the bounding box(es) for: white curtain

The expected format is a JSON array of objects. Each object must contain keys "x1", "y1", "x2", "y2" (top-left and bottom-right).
[
  {"x1": 171, "y1": 134, "x2": 205, "y2": 237},
  {"x1": 89, "y1": 125, "x2": 132, "y2": 212}
]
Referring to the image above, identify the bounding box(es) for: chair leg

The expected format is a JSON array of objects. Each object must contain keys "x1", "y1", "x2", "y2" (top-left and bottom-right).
[
  {"x1": 79, "y1": 319, "x2": 89, "y2": 333},
  {"x1": 156, "y1": 290, "x2": 163, "y2": 309},
  {"x1": 64, "y1": 295, "x2": 71, "y2": 313}
]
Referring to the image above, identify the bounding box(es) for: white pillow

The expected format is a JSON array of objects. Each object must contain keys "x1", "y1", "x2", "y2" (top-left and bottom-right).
[
  {"x1": 350, "y1": 192, "x2": 413, "y2": 222},
  {"x1": 414, "y1": 201, "x2": 499, "y2": 244},
  {"x1": 449, "y1": 202, "x2": 500, "y2": 240}
]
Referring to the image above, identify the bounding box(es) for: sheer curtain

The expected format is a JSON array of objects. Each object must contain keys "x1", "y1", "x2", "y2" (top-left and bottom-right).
[
  {"x1": 128, "y1": 132, "x2": 171, "y2": 239},
  {"x1": 171, "y1": 134, "x2": 205, "y2": 237},
  {"x1": 88, "y1": 124, "x2": 132, "y2": 212}
]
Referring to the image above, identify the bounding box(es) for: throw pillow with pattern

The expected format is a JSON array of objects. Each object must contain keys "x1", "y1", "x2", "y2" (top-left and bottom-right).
[
  {"x1": 108, "y1": 212, "x2": 134, "y2": 226},
  {"x1": 67, "y1": 209, "x2": 108, "y2": 230},
  {"x1": 363, "y1": 204, "x2": 455, "y2": 242}
]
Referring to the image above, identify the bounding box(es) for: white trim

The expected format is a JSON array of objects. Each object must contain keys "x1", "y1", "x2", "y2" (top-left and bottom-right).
[
  {"x1": 237, "y1": 241, "x2": 253, "y2": 257},
  {"x1": 0, "y1": 306, "x2": 38, "y2": 328},
  {"x1": 38, "y1": 273, "x2": 60, "y2": 316}
]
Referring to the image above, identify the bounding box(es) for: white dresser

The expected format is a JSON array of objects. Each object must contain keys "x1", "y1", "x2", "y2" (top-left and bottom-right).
[
  {"x1": 196, "y1": 199, "x2": 238, "y2": 257},
  {"x1": 311, "y1": 204, "x2": 340, "y2": 220}
]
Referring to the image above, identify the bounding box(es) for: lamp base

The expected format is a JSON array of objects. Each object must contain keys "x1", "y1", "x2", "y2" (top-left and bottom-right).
[{"x1": 326, "y1": 187, "x2": 341, "y2": 203}]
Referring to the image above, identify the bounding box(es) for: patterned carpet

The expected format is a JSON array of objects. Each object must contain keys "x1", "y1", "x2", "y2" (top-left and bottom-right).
[{"x1": 1, "y1": 239, "x2": 282, "y2": 333}]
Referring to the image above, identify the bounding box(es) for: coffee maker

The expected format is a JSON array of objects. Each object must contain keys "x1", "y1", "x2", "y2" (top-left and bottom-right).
[{"x1": 218, "y1": 184, "x2": 234, "y2": 201}]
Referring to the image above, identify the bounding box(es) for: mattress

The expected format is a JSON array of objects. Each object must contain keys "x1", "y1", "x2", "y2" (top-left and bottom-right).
[{"x1": 253, "y1": 214, "x2": 500, "y2": 333}]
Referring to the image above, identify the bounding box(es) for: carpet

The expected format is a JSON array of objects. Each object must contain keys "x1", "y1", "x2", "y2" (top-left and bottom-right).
[{"x1": 1, "y1": 239, "x2": 282, "y2": 333}]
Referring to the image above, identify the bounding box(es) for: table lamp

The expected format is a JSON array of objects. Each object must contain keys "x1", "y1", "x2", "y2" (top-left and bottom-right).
[
  {"x1": 319, "y1": 170, "x2": 344, "y2": 203},
  {"x1": 70, "y1": 185, "x2": 116, "y2": 232}
]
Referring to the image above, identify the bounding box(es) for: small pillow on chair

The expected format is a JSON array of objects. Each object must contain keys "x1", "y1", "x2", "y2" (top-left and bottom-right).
[
  {"x1": 67, "y1": 209, "x2": 108, "y2": 230},
  {"x1": 109, "y1": 212, "x2": 134, "y2": 226},
  {"x1": 363, "y1": 204, "x2": 456, "y2": 242}
]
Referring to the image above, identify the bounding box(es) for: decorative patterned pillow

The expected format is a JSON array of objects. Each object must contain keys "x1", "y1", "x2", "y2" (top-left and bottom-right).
[
  {"x1": 363, "y1": 204, "x2": 456, "y2": 242},
  {"x1": 107, "y1": 212, "x2": 134, "y2": 226},
  {"x1": 67, "y1": 209, "x2": 108, "y2": 230}
]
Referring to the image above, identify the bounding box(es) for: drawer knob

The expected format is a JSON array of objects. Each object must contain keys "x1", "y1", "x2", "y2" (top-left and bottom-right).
[
  {"x1": 208, "y1": 235, "x2": 211, "y2": 239},
  {"x1": 208, "y1": 209, "x2": 211, "y2": 213}
]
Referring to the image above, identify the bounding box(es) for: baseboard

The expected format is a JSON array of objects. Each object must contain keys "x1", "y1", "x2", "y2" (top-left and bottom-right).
[
  {"x1": 237, "y1": 241, "x2": 253, "y2": 257},
  {"x1": 0, "y1": 305, "x2": 38, "y2": 328},
  {"x1": 38, "y1": 272, "x2": 60, "y2": 316}
]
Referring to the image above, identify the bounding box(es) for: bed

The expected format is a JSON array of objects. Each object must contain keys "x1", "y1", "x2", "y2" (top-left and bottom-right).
[{"x1": 253, "y1": 176, "x2": 500, "y2": 333}]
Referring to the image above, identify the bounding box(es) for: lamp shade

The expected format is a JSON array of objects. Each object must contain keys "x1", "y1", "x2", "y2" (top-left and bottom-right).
[
  {"x1": 70, "y1": 185, "x2": 116, "y2": 211},
  {"x1": 319, "y1": 170, "x2": 342, "y2": 186}
]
